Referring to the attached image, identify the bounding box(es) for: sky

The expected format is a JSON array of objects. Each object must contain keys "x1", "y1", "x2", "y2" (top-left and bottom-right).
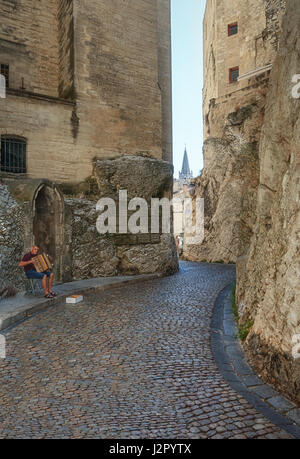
[{"x1": 171, "y1": 0, "x2": 206, "y2": 179}]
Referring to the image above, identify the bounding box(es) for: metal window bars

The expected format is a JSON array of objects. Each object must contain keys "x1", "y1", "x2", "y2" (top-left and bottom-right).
[{"x1": 0, "y1": 137, "x2": 27, "y2": 173}]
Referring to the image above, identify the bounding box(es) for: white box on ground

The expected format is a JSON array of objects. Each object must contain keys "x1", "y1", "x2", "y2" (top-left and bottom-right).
[{"x1": 66, "y1": 295, "x2": 83, "y2": 304}]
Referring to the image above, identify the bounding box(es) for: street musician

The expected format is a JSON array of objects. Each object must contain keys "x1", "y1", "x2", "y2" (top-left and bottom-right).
[{"x1": 19, "y1": 245, "x2": 56, "y2": 298}]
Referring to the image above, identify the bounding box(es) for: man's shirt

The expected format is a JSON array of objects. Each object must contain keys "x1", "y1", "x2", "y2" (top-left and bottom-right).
[{"x1": 21, "y1": 252, "x2": 36, "y2": 273}]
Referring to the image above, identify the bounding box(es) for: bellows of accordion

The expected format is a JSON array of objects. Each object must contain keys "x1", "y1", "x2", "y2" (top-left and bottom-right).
[{"x1": 32, "y1": 254, "x2": 53, "y2": 272}]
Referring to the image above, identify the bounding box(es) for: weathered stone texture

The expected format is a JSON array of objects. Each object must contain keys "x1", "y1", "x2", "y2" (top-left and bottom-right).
[
  {"x1": 62, "y1": 156, "x2": 178, "y2": 279},
  {"x1": 93, "y1": 155, "x2": 173, "y2": 201},
  {"x1": 65, "y1": 198, "x2": 119, "y2": 279},
  {"x1": 0, "y1": 185, "x2": 26, "y2": 291},
  {"x1": 157, "y1": 0, "x2": 173, "y2": 163},
  {"x1": 0, "y1": 0, "x2": 60, "y2": 96},
  {"x1": 0, "y1": 0, "x2": 172, "y2": 183},
  {"x1": 184, "y1": 103, "x2": 262, "y2": 263},
  {"x1": 65, "y1": 198, "x2": 178, "y2": 279},
  {"x1": 203, "y1": 0, "x2": 278, "y2": 139},
  {"x1": 237, "y1": 0, "x2": 300, "y2": 404},
  {"x1": 58, "y1": 0, "x2": 75, "y2": 99},
  {"x1": 117, "y1": 234, "x2": 178, "y2": 276},
  {"x1": 264, "y1": 0, "x2": 287, "y2": 50},
  {"x1": 184, "y1": 0, "x2": 286, "y2": 264}
]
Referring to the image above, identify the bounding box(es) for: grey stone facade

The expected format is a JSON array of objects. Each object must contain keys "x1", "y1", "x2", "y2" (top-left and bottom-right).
[
  {"x1": 0, "y1": 185, "x2": 27, "y2": 292},
  {"x1": 0, "y1": 155, "x2": 178, "y2": 292}
]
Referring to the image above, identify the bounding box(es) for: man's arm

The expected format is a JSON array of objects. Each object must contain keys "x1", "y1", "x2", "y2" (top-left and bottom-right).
[{"x1": 18, "y1": 260, "x2": 33, "y2": 268}]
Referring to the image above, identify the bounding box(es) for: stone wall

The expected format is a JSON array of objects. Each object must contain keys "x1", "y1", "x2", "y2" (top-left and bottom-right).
[
  {"x1": 203, "y1": 0, "x2": 275, "y2": 139},
  {"x1": 264, "y1": 0, "x2": 287, "y2": 50},
  {"x1": 157, "y1": 0, "x2": 173, "y2": 163},
  {"x1": 58, "y1": 0, "x2": 75, "y2": 99},
  {"x1": 237, "y1": 0, "x2": 300, "y2": 404},
  {"x1": 0, "y1": 154, "x2": 178, "y2": 291},
  {"x1": 66, "y1": 195, "x2": 178, "y2": 279},
  {"x1": 0, "y1": 0, "x2": 60, "y2": 96},
  {"x1": 64, "y1": 155, "x2": 179, "y2": 279},
  {"x1": 65, "y1": 191, "x2": 178, "y2": 279},
  {"x1": 0, "y1": 185, "x2": 27, "y2": 292},
  {"x1": 0, "y1": 0, "x2": 172, "y2": 184},
  {"x1": 184, "y1": 102, "x2": 262, "y2": 263},
  {"x1": 184, "y1": 0, "x2": 286, "y2": 264}
]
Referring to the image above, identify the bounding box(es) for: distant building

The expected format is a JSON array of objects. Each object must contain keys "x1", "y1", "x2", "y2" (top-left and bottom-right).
[
  {"x1": 179, "y1": 147, "x2": 193, "y2": 182},
  {"x1": 173, "y1": 148, "x2": 195, "y2": 238}
]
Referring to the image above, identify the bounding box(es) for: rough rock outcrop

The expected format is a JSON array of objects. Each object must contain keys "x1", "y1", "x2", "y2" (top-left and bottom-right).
[
  {"x1": 237, "y1": 0, "x2": 300, "y2": 404},
  {"x1": 93, "y1": 155, "x2": 174, "y2": 201},
  {"x1": 184, "y1": 103, "x2": 262, "y2": 263},
  {"x1": 65, "y1": 155, "x2": 179, "y2": 279},
  {"x1": 116, "y1": 234, "x2": 178, "y2": 276},
  {"x1": 0, "y1": 185, "x2": 26, "y2": 292},
  {"x1": 65, "y1": 198, "x2": 120, "y2": 279},
  {"x1": 65, "y1": 198, "x2": 178, "y2": 279}
]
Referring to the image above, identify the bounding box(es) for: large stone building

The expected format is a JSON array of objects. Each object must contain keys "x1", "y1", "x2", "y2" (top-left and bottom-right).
[
  {"x1": 184, "y1": 0, "x2": 286, "y2": 264},
  {"x1": 0, "y1": 0, "x2": 172, "y2": 181},
  {"x1": 203, "y1": 0, "x2": 286, "y2": 143},
  {"x1": 0, "y1": 0, "x2": 178, "y2": 290}
]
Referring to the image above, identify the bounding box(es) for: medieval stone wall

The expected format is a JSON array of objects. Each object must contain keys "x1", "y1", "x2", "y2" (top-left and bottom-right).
[
  {"x1": 58, "y1": 0, "x2": 75, "y2": 99},
  {"x1": 0, "y1": 1, "x2": 177, "y2": 288},
  {"x1": 203, "y1": 0, "x2": 286, "y2": 141},
  {"x1": 0, "y1": 0, "x2": 60, "y2": 96},
  {"x1": 0, "y1": 95, "x2": 76, "y2": 182},
  {"x1": 184, "y1": 101, "x2": 262, "y2": 263},
  {"x1": 0, "y1": 0, "x2": 172, "y2": 184},
  {"x1": 66, "y1": 193, "x2": 178, "y2": 279},
  {"x1": 237, "y1": 0, "x2": 300, "y2": 404},
  {"x1": 184, "y1": 0, "x2": 286, "y2": 264},
  {"x1": 0, "y1": 185, "x2": 27, "y2": 292},
  {"x1": 0, "y1": 154, "x2": 178, "y2": 292},
  {"x1": 157, "y1": 0, "x2": 173, "y2": 163}
]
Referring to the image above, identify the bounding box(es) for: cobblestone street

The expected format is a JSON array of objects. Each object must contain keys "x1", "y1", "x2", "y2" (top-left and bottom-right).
[{"x1": 0, "y1": 262, "x2": 293, "y2": 439}]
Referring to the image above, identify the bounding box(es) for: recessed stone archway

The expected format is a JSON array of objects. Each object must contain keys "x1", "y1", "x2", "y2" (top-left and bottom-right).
[{"x1": 32, "y1": 182, "x2": 65, "y2": 282}]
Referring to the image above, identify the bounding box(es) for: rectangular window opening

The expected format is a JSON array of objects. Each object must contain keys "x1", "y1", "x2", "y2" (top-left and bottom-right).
[
  {"x1": 229, "y1": 67, "x2": 239, "y2": 83},
  {"x1": 228, "y1": 23, "x2": 238, "y2": 37},
  {"x1": 0, "y1": 137, "x2": 27, "y2": 174},
  {"x1": 0, "y1": 64, "x2": 9, "y2": 88}
]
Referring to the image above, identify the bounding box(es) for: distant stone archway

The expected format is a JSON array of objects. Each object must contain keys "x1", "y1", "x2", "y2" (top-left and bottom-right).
[{"x1": 32, "y1": 183, "x2": 64, "y2": 282}]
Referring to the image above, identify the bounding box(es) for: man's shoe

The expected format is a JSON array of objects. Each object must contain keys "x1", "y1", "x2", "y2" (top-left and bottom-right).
[{"x1": 44, "y1": 293, "x2": 54, "y2": 299}]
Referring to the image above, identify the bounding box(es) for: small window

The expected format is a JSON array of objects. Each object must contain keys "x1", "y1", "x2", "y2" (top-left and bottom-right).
[
  {"x1": 0, "y1": 64, "x2": 9, "y2": 88},
  {"x1": 228, "y1": 23, "x2": 238, "y2": 37},
  {"x1": 229, "y1": 67, "x2": 239, "y2": 83},
  {"x1": 0, "y1": 136, "x2": 27, "y2": 173}
]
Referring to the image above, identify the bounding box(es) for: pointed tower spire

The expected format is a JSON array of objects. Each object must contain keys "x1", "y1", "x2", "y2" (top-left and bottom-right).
[{"x1": 179, "y1": 147, "x2": 193, "y2": 181}]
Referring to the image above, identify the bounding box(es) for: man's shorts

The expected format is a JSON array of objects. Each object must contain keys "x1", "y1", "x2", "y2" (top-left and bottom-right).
[{"x1": 26, "y1": 270, "x2": 53, "y2": 280}]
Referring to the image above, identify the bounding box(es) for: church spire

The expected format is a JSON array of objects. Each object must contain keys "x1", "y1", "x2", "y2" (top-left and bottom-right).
[{"x1": 179, "y1": 147, "x2": 193, "y2": 181}]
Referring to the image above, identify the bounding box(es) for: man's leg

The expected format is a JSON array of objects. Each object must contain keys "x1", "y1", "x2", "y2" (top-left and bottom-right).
[
  {"x1": 42, "y1": 275, "x2": 48, "y2": 295},
  {"x1": 48, "y1": 273, "x2": 54, "y2": 293},
  {"x1": 26, "y1": 271, "x2": 48, "y2": 295}
]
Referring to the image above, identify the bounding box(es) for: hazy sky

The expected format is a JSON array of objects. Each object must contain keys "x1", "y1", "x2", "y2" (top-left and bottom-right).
[{"x1": 171, "y1": 0, "x2": 206, "y2": 178}]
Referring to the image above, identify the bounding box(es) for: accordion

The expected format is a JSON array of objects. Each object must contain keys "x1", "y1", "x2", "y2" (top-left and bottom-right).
[{"x1": 32, "y1": 254, "x2": 53, "y2": 273}]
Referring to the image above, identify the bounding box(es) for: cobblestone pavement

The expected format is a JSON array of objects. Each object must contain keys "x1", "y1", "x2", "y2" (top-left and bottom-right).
[{"x1": 0, "y1": 262, "x2": 293, "y2": 438}]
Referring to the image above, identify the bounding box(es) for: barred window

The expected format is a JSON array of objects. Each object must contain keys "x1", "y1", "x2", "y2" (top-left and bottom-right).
[
  {"x1": 0, "y1": 64, "x2": 9, "y2": 88},
  {"x1": 0, "y1": 136, "x2": 27, "y2": 173}
]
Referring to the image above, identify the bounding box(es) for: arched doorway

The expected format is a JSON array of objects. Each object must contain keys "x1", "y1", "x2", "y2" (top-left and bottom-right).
[{"x1": 32, "y1": 183, "x2": 64, "y2": 282}]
